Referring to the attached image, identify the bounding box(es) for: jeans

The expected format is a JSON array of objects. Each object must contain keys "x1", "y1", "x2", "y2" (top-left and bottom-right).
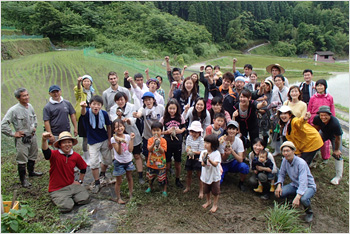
[{"x1": 280, "y1": 183, "x2": 316, "y2": 207}]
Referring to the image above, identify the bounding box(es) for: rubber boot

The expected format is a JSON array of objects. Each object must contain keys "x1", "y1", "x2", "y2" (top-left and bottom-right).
[
  {"x1": 253, "y1": 185, "x2": 263, "y2": 193},
  {"x1": 18, "y1": 164, "x2": 31, "y2": 188},
  {"x1": 330, "y1": 159, "x2": 343, "y2": 185},
  {"x1": 272, "y1": 140, "x2": 281, "y2": 156},
  {"x1": 27, "y1": 160, "x2": 43, "y2": 177},
  {"x1": 83, "y1": 151, "x2": 90, "y2": 166},
  {"x1": 304, "y1": 206, "x2": 313, "y2": 223},
  {"x1": 270, "y1": 184, "x2": 275, "y2": 192}
]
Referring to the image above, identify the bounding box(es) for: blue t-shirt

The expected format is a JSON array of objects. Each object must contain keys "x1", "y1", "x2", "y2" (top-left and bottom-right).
[{"x1": 82, "y1": 108, "x2": 111, "y2": 145}]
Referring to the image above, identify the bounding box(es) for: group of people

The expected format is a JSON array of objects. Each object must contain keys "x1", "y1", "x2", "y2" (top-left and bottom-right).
[{"x1": 1, "y1": 56, "x2": 344, "y2": 221}]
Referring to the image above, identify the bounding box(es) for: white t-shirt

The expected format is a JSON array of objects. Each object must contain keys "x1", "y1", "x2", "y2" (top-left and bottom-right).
[
  {"x1": 218, "y1": 136, "x2": 244, "y2": 163},
  {"x1": 111, "y1": 134, "x2": 133, "y2": 163},
  {"x1": 199, "y1": 150, "x2": 222, "y2": 184}
]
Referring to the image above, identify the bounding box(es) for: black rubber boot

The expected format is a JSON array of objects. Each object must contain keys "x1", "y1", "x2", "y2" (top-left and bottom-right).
[
  {"x1": 304, "y1": 205, "x2": 313, "y2": 223},
  {"x1": 18, "y1": 164, "x2": 31, "y2": 188},
  {"x1": 27, "y1": 160, "x2": 43, "y2": 177}
]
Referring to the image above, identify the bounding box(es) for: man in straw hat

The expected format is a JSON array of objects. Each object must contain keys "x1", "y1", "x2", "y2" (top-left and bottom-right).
[
  {"x1": 275, "y1": 141, "x2": 316, "y2": 223},
  {"x1": 42, "y1": 131, "x2": 90, "y2": 213},
  {"x1": 265, "y1": 64, "x2": 290, "y2": 91}
]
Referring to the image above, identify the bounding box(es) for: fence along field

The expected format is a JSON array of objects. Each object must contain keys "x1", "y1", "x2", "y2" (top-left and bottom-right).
[{"x1": 1, "y1": 49, "x2": 170, "y2": 132}]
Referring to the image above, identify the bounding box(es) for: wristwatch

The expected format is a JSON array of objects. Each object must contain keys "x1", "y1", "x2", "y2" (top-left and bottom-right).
[{"x1": 78, "y1": 180, "x2": 83, "y2": 184}]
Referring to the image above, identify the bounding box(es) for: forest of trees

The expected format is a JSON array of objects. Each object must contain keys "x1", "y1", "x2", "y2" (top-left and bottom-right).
[{"x1": 1, "y1": 1, "x2": 349, "y2": 59}]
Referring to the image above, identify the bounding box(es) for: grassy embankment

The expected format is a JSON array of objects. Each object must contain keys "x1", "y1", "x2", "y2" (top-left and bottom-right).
[
  {"x1": 1, "y1": 38, "x2": 52, "y2": 60},
  {"x1": 1, "y1": 49, "x2": 349, "y2": 232}
]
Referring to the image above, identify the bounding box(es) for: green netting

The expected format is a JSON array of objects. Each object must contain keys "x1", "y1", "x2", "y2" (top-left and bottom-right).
[
  {"x1": 1, "y1": 35, "x2": 43, "y2": 40},
  {"x1": 1, "y1": 26, "x2": 16, "y2": 30},
  {"x1": 83, "y1": 47, "x2": 165, "y2": 78}
]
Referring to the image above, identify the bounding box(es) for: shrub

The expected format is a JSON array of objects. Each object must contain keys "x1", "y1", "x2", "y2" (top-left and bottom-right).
[{"x1": 265, "y1": 201, "x2": 311, "y2": 233}]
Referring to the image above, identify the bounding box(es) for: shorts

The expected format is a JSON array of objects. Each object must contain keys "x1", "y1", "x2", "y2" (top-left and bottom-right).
[
  {"x1": 185, "y1": 154, "x2": 201, "y2": 171},
  {"x1": 165, "y1": 142, "x2": 182, "y2": 163},
  {"x1": 113, "y1": 160, "x2": 135, "y2": 176},
  {"x1": 146, "y1": 168, "x2": 167, "y2": 186},
  {"x1": 89, "y1": 140, "x2": 112, "y2": 169},
  {"x1": 203, "y1": 181, "x2": 220, "y2": 196},
  {"x1": 132, "y1": 143, "x2": 142, "y2": 155}
]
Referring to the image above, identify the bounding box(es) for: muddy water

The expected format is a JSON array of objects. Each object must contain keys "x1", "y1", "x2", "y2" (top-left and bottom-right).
[{"x1": 326, "y1": 73, "x2": 349, "y2": 107}]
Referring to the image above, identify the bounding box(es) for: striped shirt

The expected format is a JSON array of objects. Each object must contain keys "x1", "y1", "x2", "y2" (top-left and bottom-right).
[{"x1": 185, "y1": 135, "x2": 204, "y2": 153}]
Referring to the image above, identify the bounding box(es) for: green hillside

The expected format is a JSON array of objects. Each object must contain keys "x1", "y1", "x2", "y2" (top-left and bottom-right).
[{"x1": 1, "y1": 49, "x2": 172, "y2": 129}]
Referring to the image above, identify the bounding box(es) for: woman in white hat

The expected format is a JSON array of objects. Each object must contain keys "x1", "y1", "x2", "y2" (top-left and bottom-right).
[{"x1": 277, "y1": 106, "x2": 323, "y2": 166}]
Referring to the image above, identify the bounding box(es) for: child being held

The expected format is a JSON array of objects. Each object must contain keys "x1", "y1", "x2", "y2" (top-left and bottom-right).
[
  {"x1": 111, "y1": 119, "x2": 135, "y2": 204},
  {"x1": 184, "y1": 121, "x2": 205, "y2": 198},
  {"x1": 145, "y1": 122, "x2": 168, "y2": 196},
  {"x1": 252, "y1": 149, "x2": 275, "y2": 193},
  {"x1": 205, "y1": 112, "x2": 225, "y2": 138},
  {"x1": 199, "y1": 134, "x2": 221, "y2": 213}
]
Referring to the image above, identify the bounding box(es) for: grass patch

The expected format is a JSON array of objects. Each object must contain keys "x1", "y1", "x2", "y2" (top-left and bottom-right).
[
  {"x1": 265, "y1": 201, "x2": 311, "y2": 233},
  {"x1": 335, "y1": 104, "x2": 349, "y2": 113},
  {"x1": 336, "y1": 113, "x2": 349, "y2": 122}
]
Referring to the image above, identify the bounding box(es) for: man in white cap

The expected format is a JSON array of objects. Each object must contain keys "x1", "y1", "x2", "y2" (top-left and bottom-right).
[
  {"x1": 275, "y1": 141, "x2": 316, "y2": 223},
  {"x1": 42, "y1": 131, "x2": 90, "y2": 213}
]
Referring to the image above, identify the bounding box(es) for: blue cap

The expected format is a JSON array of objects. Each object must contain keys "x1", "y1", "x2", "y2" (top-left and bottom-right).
[
  {"x1": 49, "y1": 85, "x2": 61, "y2": 93},
  {"x1": 142, "y1": 92, "x2": 155, "y2": 99}
]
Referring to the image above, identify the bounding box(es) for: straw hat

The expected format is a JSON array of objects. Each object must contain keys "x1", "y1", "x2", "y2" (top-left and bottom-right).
[
  {"x1": 53, "y1": 131, "x2": 78, "y2": 148},
  {"x1": 266, "y1": 64, "x2": 285, "y2": 74}
]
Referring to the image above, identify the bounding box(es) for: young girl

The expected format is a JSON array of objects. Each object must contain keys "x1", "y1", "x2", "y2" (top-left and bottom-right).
[
  {"x1": 110, "y1": 92, "x2": 145, "y2": 184},
  {"x1": 182, "y1": 97, "x2": 211, "y2": 134},
  {"x1": 160, "y1": 98, "x2": 186, "y2": 188},
  {"x1": 133, "y1": 92, "x2": 165, "y2": 162},
  {"x1": 307, "y1": 79, "x2": 335, "y2": 165},
  {"x1": 209, "y1": 96, "x2": 231, "y2": 129},
  {"x1": 199, "y1": 134, "x2": 221, "y2": 213},
  {"x1": 111, "y1": 119, "x2": 135, "y2": 204},
  {"x1": 184, "y1": 121, "x2": 205, "y2": 197},
  {"x1": 169, "y1": 76, "x2": 198, "y2": 112},
  {"x1": 191, "y1": 73, "x2": 200, "y2": 93}
]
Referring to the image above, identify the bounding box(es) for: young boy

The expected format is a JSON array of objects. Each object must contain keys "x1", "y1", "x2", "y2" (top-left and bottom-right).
[
  {"x1": 218, "y1": 120, "x2": 249, "y2": 191},
  {"x1": 205, "y1": 112, "x2": 225, "y2": 138},
  {"x1": 145, "y1": 122, "x2": 168, "y2": 196},
  {"x1": 208, "y1": 72, "x2": 238, "y2": 117},
  {"x1": 80, "y1": 95, "x2": 113, "y2": 194},
  {"x1": 252, "y1": 149, "x2": 274, "y2": 193}
]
